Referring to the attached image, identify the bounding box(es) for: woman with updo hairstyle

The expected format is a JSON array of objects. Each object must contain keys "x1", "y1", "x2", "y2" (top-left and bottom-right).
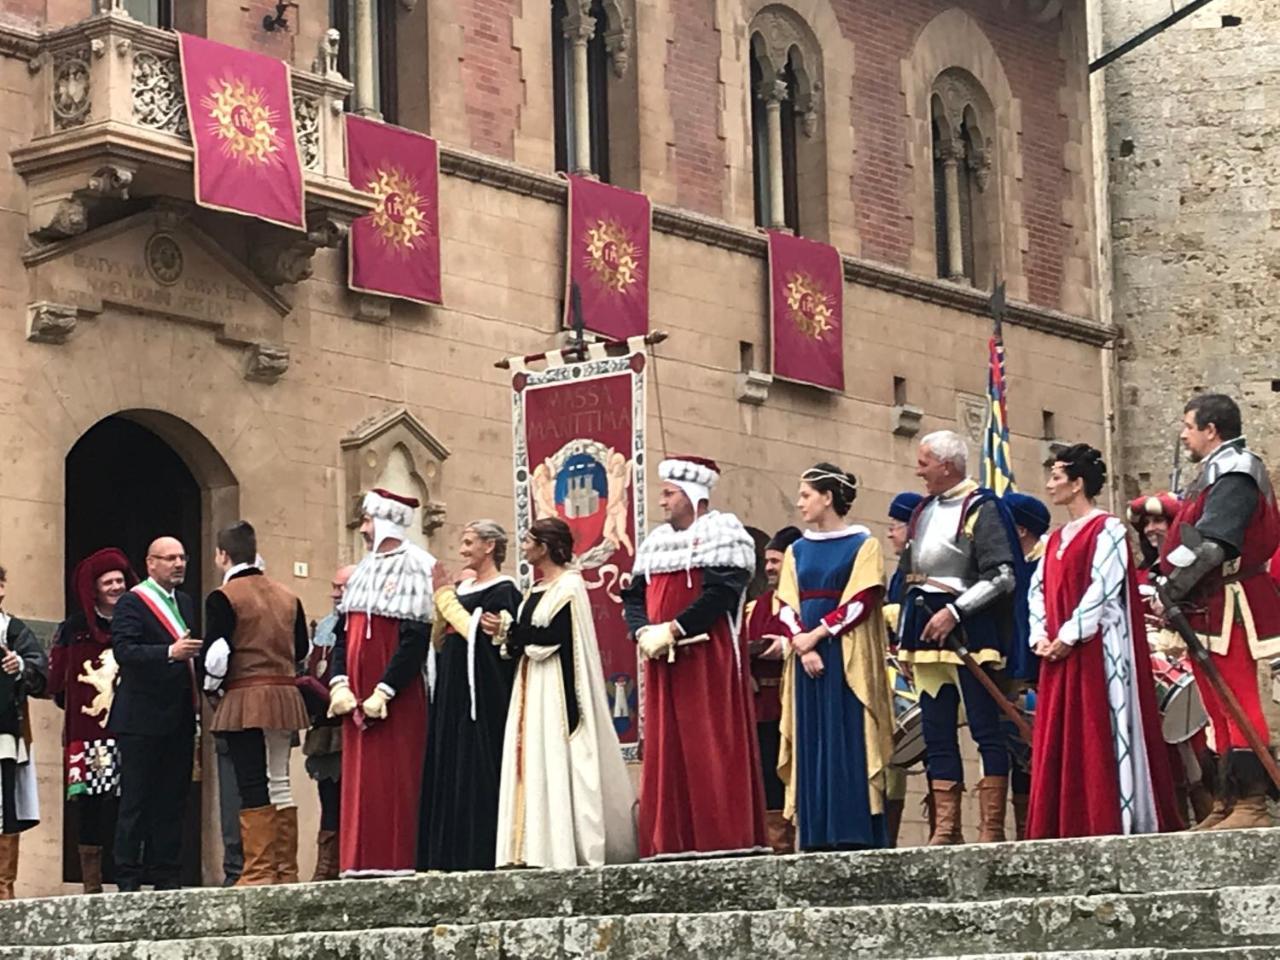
[
  {"x1": 1026, "y1": 443, "x2": 1181, "y2": 840},
  {"x1": 494, "y1": 517, "x2": 637, "y2": 868},
  {"x1": 775, "y1": 462, "x2": 895, "y2": 851},
  {"x1": 418, "y1": 519, "x2": 522, "y2": 871}
]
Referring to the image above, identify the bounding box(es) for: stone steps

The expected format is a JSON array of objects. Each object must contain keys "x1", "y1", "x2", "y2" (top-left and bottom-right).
[{"x1": 2, "y1": 830, "x2": 1278, "y2": 958}]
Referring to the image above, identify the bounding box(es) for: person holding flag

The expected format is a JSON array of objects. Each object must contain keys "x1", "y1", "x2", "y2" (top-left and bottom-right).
[{"x1": 108, "y1": 537, "x2": 202, "y2": 892}]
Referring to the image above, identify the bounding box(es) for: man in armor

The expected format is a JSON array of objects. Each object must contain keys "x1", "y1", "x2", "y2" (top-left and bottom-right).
[
  {"x1": 896, "y1": 431, "x2": 1025, "y2": 844},
  {"x1": 1160, "y1": 393, "x2": 1280, "y2": 830}
]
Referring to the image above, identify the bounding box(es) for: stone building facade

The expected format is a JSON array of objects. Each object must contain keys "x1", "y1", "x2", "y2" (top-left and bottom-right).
[
  {"x1": 1101, "y1": 0, "x2": 1280, "y2": 495},
  {"x1": 0, "y1": 0, "x2": 1108, "y2": 895}
]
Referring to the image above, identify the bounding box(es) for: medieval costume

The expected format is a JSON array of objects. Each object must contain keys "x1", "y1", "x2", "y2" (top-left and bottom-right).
[
  {"x1": 331, "y1": 489, "x2": 435, "y2": 877},
  {"x1": 883, "y1": 491, "x2": 922, "y2": 847},
  {"x1": 418, "y1": 574, "x2": 521, "y2": 871},
  {"x1": 495, "y1": 569, "x2": 636, "y2": 868},
  {"x1": 777, "y1": 527, "x2": 895, "y2": 851},
  {"x1": 204, "y1": 561, "x2": 310, "y2": 885},
  {"x1": 47, "y1": 548, "x2": 137, "y2": 894},
  {"x1": 1128, "y1": 493, "x2": 1180, "y2": 582},
  {"x1": 300, "y1": 610, "x2": 343, "y2": 881},
  {"x1": 1027, "y1": 511, "x2": 1181, "y2": 838},
  {"x1": 742, "y1": 525, "x2": 802, "y2": 854},
  {"x1": 896, "y1": 478, "x2": 1028, "y2": 843},
  {"x1": 622, "y1": 457, "x2": 768, "y2": 859},
  {"x1": 1161, "y1": 436, "x2": 1280, "y2": 829},
  {"x1": 0, "y1": 606, "x2": 46, "y2": 900}
]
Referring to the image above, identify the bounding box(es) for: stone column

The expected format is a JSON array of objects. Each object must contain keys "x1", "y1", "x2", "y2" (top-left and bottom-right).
[
  {"x1": 757, "y1": 76, "x2": 789, "y2": 230},
  {"x1": 563, "y1": 4, "x2": 597, "y2": 175},
  {"x1": 353, "y1": 0, "x2": 378, "y2": 117},
  {"x1": 937, "y1": 137, "x2": 966, "y2": 282}
]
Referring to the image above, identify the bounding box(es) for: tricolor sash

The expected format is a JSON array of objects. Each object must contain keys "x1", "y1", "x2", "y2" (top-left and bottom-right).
[{"x1": 132, "y1": 579, "x2": 189, "y2": 641}]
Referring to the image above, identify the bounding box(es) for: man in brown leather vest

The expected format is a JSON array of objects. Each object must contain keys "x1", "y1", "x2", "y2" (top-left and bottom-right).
[{"x1": 203, "y1": 522, "x2": 309, "y2": 885}]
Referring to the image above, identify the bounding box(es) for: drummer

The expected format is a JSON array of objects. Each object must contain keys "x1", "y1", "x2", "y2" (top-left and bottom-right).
[
  {"x1": 883, "y1": 492, "x2": 922, "y2": 845},
  {"x1": 1002, "y1": 492, "x2": 1051, "y2": 839}
]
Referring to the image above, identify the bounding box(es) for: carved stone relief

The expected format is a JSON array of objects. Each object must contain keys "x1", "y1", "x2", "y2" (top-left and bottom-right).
[
  {"x1": 132, "y1": 50, "x2": 189, "y2": 136},
  {"x1": 749, "y1": 7, "x2": 821, "y2": 136},
  {"x1": 53, "y1": 47, "x2": 92, "y2": 130}
]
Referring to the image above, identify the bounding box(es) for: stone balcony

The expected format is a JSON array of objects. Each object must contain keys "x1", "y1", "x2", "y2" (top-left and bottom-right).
[{"x1": 10, "y1": 7, "x2": 373, "y2": 289}]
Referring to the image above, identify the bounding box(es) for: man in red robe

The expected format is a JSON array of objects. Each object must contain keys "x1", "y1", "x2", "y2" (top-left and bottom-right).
[
  {"x1": 328, "y1": 488, "x2": 434, "y2": 876},
  {"x1": 623, "y1": 456, "x2": 768, "y2": 859},
  {"x1": 1161, "y1": 393, "x2": 1280, "y2": 830},
  {"x1": 743, "y1": 525, "x2": 801, "y2": 854}
]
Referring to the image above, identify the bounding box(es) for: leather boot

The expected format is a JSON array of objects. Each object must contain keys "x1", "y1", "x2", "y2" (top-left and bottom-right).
[
  {"x1": 78, "y1": 844, "x2": 104, "y2": 895},
  {"x1": 921, "y1": 788, "x2": 937, "y2": 837},
  {"x1": 928, "y1": 780, "x2": 964, "y2": 846},
  {"x1": 885, "y1": 798, "x2": 905, "y2": 848},
  {"x1": 977, "y1": 776, "x2": 1008, "y2": 843},
  {"x1": 235, "y1": 806, "x2": 277, "y2": 886},
  {"x1": 763, "y1": 810, "x2": 795, "y2": 855},
  {"x1": 1191, "y1": 796, "x2": 1232, "y2": 830},
  {"x1": 1209, "y1": 750, "x2": 1276, "y2": 831},
  {"x1": 1011, "y1": 793, "x2": 1029, "y2": 842},
  {"x1": 274, "y1": 806, "x2": 300, "y2": 884},
  {"x1": 1189, "y1": 782, "x2": 1215, "y2": 825},
  {"x1": 311, "y1": 830, "x2": 340, "y2": 882},
  {"x1": 0, "y1": 833, "x2": 18, "y2": 900}
]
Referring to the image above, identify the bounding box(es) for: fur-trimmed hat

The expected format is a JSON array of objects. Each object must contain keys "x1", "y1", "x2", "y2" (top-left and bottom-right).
[
  {"x1": 659, "y1": 456, "x2": 721, "y2": 508},
  {"x1": 363, "y1": 488, "x2": 419, "y2": 527}
]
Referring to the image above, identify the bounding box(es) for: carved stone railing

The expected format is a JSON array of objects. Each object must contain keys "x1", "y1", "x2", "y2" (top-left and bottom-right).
[{"x1": 14, "y1": 8, "x2": 369, "y2": 253}]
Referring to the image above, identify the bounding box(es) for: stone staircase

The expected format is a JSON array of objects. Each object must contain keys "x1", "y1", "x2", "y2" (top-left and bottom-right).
[{"x1": 2, "y1": 829, "x2": 1279, "y2": 959}]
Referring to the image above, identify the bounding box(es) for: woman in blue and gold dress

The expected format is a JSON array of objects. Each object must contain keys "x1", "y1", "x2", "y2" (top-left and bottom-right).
[{"x1": 778, "y1": 463, "x2": 895, "y2": 850}]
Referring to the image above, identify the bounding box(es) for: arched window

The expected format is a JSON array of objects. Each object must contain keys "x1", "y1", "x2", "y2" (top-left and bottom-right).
[
  {"x1": 552, "y1": 0, "x2": 617, "y2": 180},
  {"x1": 748, "y1": 6, "x2": 822, "y2": 235},
  {"x1": 930, "y1": 69, "x2": 995, "y2": 287}
]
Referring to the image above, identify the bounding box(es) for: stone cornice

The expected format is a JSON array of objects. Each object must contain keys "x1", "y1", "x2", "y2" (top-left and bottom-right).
[
  {"x1": 0, "y1": 21, "x2": 40, "y2": 61},
  {"x1": 437, "y1": 146, "x2": 1114, "y2": 347}
]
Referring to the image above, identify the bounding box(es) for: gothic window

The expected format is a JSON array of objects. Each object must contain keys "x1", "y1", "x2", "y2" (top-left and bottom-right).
[
  {"x1": 120, "y1": 0, "x2": 172, "y2": 27},
  {"x1": 330, "y1": 0, "x2": 400, "y2": 122},
  {"x1": 930, "y1": 69, "x2": 995, "y2": 288},
  {"x1": 748, "y1": 7, "x2": 822, "y2": 235},
  {"x1": 552, "y1": 0, "x2": 613, "y2": 180}
]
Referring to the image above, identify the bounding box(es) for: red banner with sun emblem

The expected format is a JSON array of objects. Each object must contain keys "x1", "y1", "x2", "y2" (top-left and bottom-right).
[
  {"x1": 566, "y1": 175, "x2": 650, "y2": 340},
  {"x1": 345, "y1": 115, "x2": 443, "y2": 305},
  {"x1": 510, "y1": 341, "x2": 648, "y2": 757},
  {"x1": 178, "y1": 33, "x2": 305, "y2": 230},
  {"x1": 768, "y1": 230, "x2": 845, "y2": 392}
]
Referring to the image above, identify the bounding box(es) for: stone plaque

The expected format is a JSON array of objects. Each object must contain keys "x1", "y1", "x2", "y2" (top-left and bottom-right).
[{"x1": 955, "y1": 391, "x2": 988, "y2": 452}]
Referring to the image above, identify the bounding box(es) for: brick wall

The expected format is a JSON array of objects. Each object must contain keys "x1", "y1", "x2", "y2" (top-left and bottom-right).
[
  {"x1": 459, "y1": 0, "x2": 526, "y2": 159},
  {"x1": 663, "y1": 0, "x2": 726, "y2": 218}
]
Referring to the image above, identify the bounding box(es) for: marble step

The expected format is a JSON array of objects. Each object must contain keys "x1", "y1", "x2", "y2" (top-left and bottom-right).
[
  {"x1": 3, "y1": 884, "x2": 1279, "y2": 959},
  {"x1": 5, "y1": 829, "x2": 1280, "y2": 949}
]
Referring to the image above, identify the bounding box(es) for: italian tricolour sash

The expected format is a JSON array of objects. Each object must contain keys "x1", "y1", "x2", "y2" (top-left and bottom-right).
[{"x1": 132, "y1": 579, "x2": 189, "y2": 640}]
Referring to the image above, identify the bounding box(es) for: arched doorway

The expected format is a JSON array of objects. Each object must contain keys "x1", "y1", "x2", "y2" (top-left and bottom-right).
[{"x1": 62, "y1": 411, "x2": 238, "y2": 888}]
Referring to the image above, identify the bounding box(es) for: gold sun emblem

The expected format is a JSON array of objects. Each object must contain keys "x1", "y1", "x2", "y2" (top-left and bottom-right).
[
  {"x1": 201, "y1": 76, "x2": 284, "y2": 166},
  {"x1": 367, "y1": 166, "x2": 428, "y2": 253},
  {"x1": 583, "y1": 220, "x2": 640, "y2": 293},
  {"x1": 784, "y1": 273, "x2": 836, "y2": 340}
]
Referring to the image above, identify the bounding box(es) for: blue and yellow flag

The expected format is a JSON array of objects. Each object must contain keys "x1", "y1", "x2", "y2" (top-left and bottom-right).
[{"x1": 981, "y1": 283, "x2": 1016, "y2": 495}]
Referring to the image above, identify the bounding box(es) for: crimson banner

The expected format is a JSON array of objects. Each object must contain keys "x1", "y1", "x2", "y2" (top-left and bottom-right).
[
  {"x1": 511, "y1": 342, "x2": 648, "y2": 758},
  {"x1": 178, "y1": 33, "x2": 304, "y2": 230},
  {"x1": 345, "y1": 115, "x2": 443, "y2": 305},
  {"x1": 768, "y1": 230, "x2": 845, "y2": 392},
  {"x1": 565, "y1": 175, "x2": 650, "y2": 340}
]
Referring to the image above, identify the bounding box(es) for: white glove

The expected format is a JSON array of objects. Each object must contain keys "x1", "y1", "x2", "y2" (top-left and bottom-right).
[
  {"x1": 637, "y1": 623, "x2": 675, "y2": 661},
  {"x1": 362, "y1": 688, "x2": 390, "y2": 720},
  {"x1": 327, "y1": 681, "x2": 358, "y2": 718}
]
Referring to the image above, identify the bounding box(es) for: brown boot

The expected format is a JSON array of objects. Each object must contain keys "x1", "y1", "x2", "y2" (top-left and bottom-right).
[
  {"x1": 977, "y1": 776, "x2": 1008, "y2": 843},
  {"x1": 235, "y1": 806, "x2": 277, "y2": 887},
  {"x1": 78, "y1": 844, "x2": 104, "y2": 894},
  {"x1": 885, "y1": 799, "x2": 905, "y2": 848},
  {"x1": 762, "y1": 810, "x2": 794, "y2": 855},
  {"x1": 1189, "y1": 782, "x2": 1215, "y2": 824},
  {"x1": 928, "y1": 780, "x2": 964, "y2": 845},
  {"x1": 1011, "y1": 793, "x2": 1029, "y2": 841},
  {"x1": 312, "y1": 829, "x2": 340, "y2": 882},
  {"x1": 0, "y1": 833, "x2": 18, "y2": 900},
  {"x1": 274, "y1": 806, "x2": 299, "y2": 884},
  {"x1": 1191, "y1": 796, "x2": 1232, "y2": 830},
  {"x1": 1208, "y1": 751, "x2": 1276, "y2": 831}
]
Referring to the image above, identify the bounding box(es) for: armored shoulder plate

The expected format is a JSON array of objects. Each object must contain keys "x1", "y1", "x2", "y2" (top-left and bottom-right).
[{"x1": 1205, "y1": 443, "x2": 1272, "y2": 500}]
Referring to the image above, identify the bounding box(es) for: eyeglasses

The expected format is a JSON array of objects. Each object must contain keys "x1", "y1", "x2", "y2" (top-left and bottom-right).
[{"x1": 148, "y1": 554, "x2": 187, "y2": 563}]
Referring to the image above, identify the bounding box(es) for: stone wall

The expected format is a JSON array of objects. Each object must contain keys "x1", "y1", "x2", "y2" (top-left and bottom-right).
[{"x1": 1103, "y1": 0, "x2": 1280, "y2": 494}]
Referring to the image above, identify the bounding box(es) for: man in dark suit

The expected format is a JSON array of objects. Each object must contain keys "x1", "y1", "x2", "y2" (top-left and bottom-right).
[{"x1": 109, "y1": 536, "x2": 202, "y2": 891}]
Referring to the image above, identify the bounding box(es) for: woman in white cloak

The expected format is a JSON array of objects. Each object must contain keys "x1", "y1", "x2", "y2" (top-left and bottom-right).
[{"x1": 492, "y1": 517, "x2": 637, "y2": 868}]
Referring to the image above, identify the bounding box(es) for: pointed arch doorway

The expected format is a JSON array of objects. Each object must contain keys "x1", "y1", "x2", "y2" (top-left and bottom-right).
[{"x1": 63, "y1": 410, "x2": 239, "y2": 888}]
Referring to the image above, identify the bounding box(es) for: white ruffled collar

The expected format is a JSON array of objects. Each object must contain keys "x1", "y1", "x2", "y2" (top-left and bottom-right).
[{"x1": 802, "y1": 524, "x2": 870, "y2": 541}]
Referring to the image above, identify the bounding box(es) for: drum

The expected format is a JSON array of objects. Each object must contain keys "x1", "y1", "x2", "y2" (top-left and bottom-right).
[
  {"x1": 1151, "y1": 653, "x2": 1209, "y2": 744},
  {"x1": 887, "y1": 656, "x2": 925, "y2": 768}
]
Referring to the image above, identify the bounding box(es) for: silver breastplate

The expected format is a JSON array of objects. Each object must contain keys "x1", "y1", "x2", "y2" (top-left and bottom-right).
[{"x1": 911, "y1": 534, "x2": 976, "y2": 582}]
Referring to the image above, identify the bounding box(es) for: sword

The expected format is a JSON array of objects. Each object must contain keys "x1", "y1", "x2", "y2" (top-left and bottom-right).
[
  {"x1": 1154, "y1": 527, "x2": 1280, "y2": 792},
  {"x1": 913, "y1": 596, "x2": 1033, "y2": 746}
]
